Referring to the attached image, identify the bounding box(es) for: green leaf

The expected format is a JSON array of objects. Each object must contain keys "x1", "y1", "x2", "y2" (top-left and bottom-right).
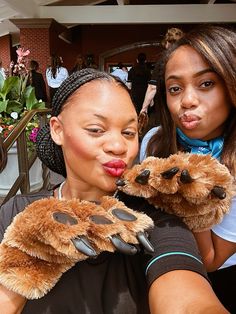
[
  {"x1": 0, "y1": 73, "x2": 5, "y2": 91},
  {"x1": 24, "y1": 86, "x2": 37, "y2": 110},
  {"x1": 6, "y1": 100, "x2": 24, "y2": 114},
  {"x1": 23, "y1": 86, "x2": 45, "y2": 110},
  {"x1": 21, "y1": 74, "x2": 29, "y2": 94},
  {"x1": 0, "y1": 100, "x2": 9, "y2": 113},
  {"x1": 31, "y1": 101, "x2": 46, "y2": 110},
  {"x1": 0, "y1": 76, "x2": 20, "y2": 101}
]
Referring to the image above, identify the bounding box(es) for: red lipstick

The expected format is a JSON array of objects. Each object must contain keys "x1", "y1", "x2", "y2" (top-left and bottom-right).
[{"x1": 102, "y1": 160, "x2": 127, "y2": 177}]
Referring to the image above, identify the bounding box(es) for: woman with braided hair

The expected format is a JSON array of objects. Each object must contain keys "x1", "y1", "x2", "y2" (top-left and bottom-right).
[{"x1": 0, "y1": 69, "x2": 227, "y2": 313}]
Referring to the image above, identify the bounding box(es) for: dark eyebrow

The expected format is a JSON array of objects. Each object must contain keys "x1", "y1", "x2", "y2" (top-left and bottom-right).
[
  {"x1": 94, "y1": 114, "x2": 137, "y2": 124},
  {"x1": 166, "y1": 68, "x2": 215, "y2": 81}
]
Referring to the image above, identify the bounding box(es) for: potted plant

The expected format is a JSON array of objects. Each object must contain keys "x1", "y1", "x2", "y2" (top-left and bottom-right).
[
  {"x1": 0, "y1": 47, "x2": 47, "y2": 196},
  {"x1": 0, "y1": 47, "x2": 46, "y2": 147}
]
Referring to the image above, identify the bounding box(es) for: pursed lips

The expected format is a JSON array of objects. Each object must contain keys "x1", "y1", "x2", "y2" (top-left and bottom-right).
[
  {"x1": 102, "y1": 160, "x2": 127, "y2": 177},
  {"x1": 179, "y1": 113, "x2": 201, "y2": 130}
]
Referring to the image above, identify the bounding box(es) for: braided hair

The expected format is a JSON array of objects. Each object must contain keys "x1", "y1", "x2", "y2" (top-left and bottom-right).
[{"x1": 36, "y1": 68, "x2": 128, "y2": 177}]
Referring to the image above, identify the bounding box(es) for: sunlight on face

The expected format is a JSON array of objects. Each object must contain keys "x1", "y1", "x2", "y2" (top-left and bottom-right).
[
  {"x1": 51, "y1": 80, "x2": 138, "y2": 196},
  {"x1": 165, "y1": 45, "x2": 232, "y2": 140}
]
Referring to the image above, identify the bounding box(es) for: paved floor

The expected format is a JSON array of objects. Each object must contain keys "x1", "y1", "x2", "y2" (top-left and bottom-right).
[{"x1": 0, "y1": 197, "x2": 4, "y2": 206}]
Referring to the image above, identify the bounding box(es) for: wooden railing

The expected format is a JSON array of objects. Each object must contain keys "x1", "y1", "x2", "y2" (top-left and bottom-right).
[{"x1": 0, "y1": 109, "x2": 51, "y2": 205}]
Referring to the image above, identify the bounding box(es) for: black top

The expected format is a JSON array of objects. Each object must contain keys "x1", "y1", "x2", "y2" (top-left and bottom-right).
[
  {"x1": 0, "y1": 188, "x2": 207, "y2": 314},
  {"x1": 148, "y1": 59, "x2": 163, "y2": 87},
  {"x1": 128, "y1": 65, "x2": 151, "y2": 113},
  {"x1": 30, "y1": 70, "x2": 47, "y2": 102}
]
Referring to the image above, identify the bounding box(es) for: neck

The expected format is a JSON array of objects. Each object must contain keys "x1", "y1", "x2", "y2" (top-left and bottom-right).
[{"x1": 57, "y1": 180, "x2": 115, "y2": 201}]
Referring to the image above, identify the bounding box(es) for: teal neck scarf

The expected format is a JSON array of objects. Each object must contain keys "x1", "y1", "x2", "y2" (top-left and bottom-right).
[{"x1": 176, "y1": 128, "x2": 224, "y2": 160}]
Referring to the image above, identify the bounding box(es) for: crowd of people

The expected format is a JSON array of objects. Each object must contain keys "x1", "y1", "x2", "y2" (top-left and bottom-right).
[{"x1": 0, "y1": 24, "x2": 235, "y2": 314}]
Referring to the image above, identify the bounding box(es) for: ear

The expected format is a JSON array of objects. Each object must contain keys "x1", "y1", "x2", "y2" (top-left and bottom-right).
[{"x1": 50, "y1": 117, "x2": 64, "y2": 146}]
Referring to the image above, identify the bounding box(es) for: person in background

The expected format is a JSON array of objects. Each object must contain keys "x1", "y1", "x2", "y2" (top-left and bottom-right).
[
  {"x1": 127, "y1": 53, "x2": 151, "y2": 114},
  {"x1": 0, "y1": 58, "x2": 6, "y2": 79},
  {"x1": 111, "y1": 62, "x2": 128, "y2": 84},
  {"x1": 46, "y1": 55, "x2": 69, "y2": 104},
  {"x1": 0, "y1": 68, "x2": 228, "y2": 314},
  {"x1": 29, "y1": 60, "x2": 47, "y2": 103},
  {"x1": 70, "y1": 54, "x2": 86, "y2": 74},
  {"x1": 139, "y1": 28, "x2": 184, "y2": 132},
  {"x1": 139, "y1": 25, "x2": 236, "y2": 313}
]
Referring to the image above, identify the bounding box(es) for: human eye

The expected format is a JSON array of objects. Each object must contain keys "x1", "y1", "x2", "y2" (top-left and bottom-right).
[
  {"x1": 167, "y1": 85, "x2": 181, "y2": 95},
  {"x1": 200, "y1": 80, "x2": 214, "y2": 89},
  {"x1": 84, "y1": 127, "x2": 104, "y2": 135},
  {"x1": 122, "y1": 129, "x2": 137, "y2": 138}
]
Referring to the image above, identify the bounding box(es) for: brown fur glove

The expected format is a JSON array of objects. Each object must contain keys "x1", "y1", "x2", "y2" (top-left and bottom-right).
[
  {"x1": 116, "y1": 152, "x2": 235, "y2": 232},
  {"x1": 0, "y1": 197, "x2": 154, "y2": 299}
]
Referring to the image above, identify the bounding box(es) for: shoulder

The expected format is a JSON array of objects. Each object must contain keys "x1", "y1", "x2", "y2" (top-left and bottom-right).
[
  {"x1": 139, "y1": 127, "x2": 159, "y2": 162},
  {"x1": 0, "y1": 189, "x2": 54, "y2": 242},
  {"x1": 60, "y1": 66, "x2": 68, "y2": 73},
  {"x1": 211, "y1": 195, "x2": 236, "y2": 242}
]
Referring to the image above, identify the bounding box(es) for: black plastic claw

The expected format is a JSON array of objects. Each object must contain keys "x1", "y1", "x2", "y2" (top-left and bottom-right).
[
  {"x1": 135, "y1": 169, "x2": 150, "y2": 185},
  {"x1": 116, "y1": 178, "x2": 126, "y2": 187},
  {"x1": 110, "y1": 234, "x2": 137, "y2": 255},
  {"x1": 212, "y1": 186, "x2": 226, "y2": 199},
  {"x1": 161, "y1": 167, "x2": 179, "y2": 179},
  {"x1": 71, "y1": 236, "x2": 98, "y2": 257},
  {"x1": 112, "y1": 208, "x2": 137, "y2": 221},
  {"x1": 136, "y1": 231, "x2": 154, "y2": 253},
  {"x1": 180, "y1": 169, "x2": 194, "y2": 183}
]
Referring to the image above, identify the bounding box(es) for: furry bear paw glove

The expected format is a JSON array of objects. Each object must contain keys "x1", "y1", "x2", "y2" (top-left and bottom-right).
[
  {"x1": 116, "y1": 152, "x2": 235, "y2": 232},
  {"x1": 0, "y1": 197, "x2": 154, "y2": 299}
]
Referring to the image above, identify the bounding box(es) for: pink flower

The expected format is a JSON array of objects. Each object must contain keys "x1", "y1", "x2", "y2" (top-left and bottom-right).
[
  {"x1": 16, "y1": 47, "x2": 30, "y2": 57},
  {"x1": 29, "y1": 127, "x2": 40, "y2": 143}
]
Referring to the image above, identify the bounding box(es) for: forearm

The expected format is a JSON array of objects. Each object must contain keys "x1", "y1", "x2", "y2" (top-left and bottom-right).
[
  {"x1": 0, "y1": 285, "x2": 26, "y2": 314},
  {"x1": 193, "y1": 230, "x2": 236, "y2": 271},
  {"x1": 141, "y1": 85, "x2": 157, "y2": 112},
  {"x1": 149, "y1": 270, "x2": 229, "y2": 314},
  {"x1": 193, "y1": 230, "x2": 215, "y2": 270}
]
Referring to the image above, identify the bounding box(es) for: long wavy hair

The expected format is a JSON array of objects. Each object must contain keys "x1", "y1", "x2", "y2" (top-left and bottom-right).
[
  {"x1": 146, "y1": 25, "x2": 236, "y2": 178},
  {"x1": 49, "y1": 55, "x2": 63, "y2": 79}
]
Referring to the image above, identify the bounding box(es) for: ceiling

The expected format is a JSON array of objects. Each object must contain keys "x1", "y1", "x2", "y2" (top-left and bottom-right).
[{"x1": 0, "y1": 0, "x2": 236, "y2": 41}]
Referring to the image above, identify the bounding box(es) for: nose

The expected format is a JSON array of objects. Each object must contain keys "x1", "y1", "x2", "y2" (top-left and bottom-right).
[
  {"x1": 103, "y1": 133, "x2": 127, "y2": 156},
  {"x1": 181, "y1": 86, "x2": 199, "y2": 109}
]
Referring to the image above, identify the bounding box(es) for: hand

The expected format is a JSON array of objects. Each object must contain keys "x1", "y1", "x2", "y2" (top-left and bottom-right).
[
  {"x1": 140, "y1": 108, "x2": 148, "y2": 114},
  {"x1": 138, "y1": 111, "x2": 149, "y2": 136},
  {"x1": 0, "y1": 196, "x2": 154, "y2": 299},
  {"x1": 116, "y1": 152, "x2": 235, "y2": 232}
]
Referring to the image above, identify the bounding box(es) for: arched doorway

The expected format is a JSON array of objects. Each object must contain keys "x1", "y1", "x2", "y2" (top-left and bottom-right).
[{"x1": 99, "y1": 40, "x2": 161, "y2": 71}]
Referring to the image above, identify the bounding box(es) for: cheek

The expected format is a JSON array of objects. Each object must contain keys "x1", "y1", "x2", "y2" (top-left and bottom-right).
[
  {"x1": 64, "y1": 134, "x2": 92, "y2": 159},
  {"x1": 167, "y1": 101, "x2": 178, "y2": 122},
  {"x1": 211, "y1": 106, "x2": 230, "y2": 125},
  {"x1": 127, "y1": 142, "x2": 139, "y2": 167},
  {"x1": 206, "y1": 91, "x2": 231, "y2": 120},
  {"x1": 166, "y1": 96, "x2": 177, "y2": 114}
]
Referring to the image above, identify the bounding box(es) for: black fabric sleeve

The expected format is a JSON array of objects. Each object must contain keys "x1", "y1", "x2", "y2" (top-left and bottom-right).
[
  {"x1": 144, "y1": 209, "x2": 208, "y2": 288},
  {"x1": 117, "y1": 192, "x2": 208, "y2": 287},
  {"x1": 127, "y1": 68, "x2": 133, "y2": 83}
]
